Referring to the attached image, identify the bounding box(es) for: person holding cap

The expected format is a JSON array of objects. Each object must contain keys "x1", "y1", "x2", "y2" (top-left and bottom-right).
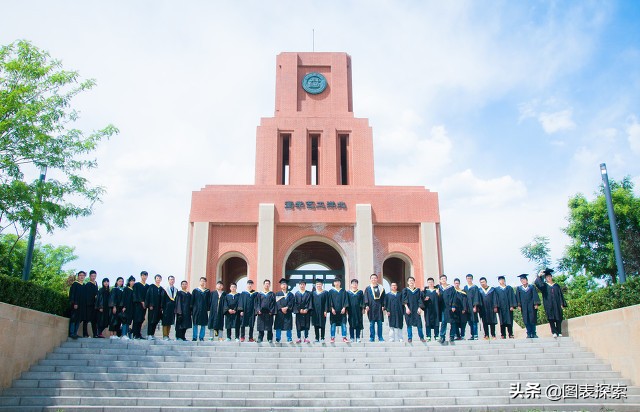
[
  {"x1": 535, "y1": 269, "x2": 567, "y2": 338},
  {"x1": 516, "y1": 274, "x2": 541, "y2": 338}
]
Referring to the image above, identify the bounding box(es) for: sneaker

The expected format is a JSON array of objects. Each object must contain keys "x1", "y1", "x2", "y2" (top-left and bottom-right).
[
  {"x1": 342, "y1": 337, "x2": 349, "y2": 343},
  {"x1": 558, "y1": 334, "x2": 563, "y2": 337},
  {"x1": 248, "y1": 338, "x2": 255, "y2": 342},
  {"x1": 218, "y1": 337, "x2": 224, "y2": 342},
  {"x1": 455, "y1": 337, "x2": 463, "y2": 341},
  {"x1": 147, "y1": 336, "x2": 154, "y2": 341},
  {"x1": 235, "y1": 338, "x2": 240, "y2": 342},
  {"x1": 287, "y1": 339, "x2": 293, "y2": 343},
  {"x1": 407, "y1": 338, "x2": 412, "y2": 343},
  {"x1": 330, "y1": 337, "x2": 335, "y2": 343},
  {"x1": 378, "y1": 338, "x2": 384, "y2": 342},
  {"x1": 275, "y1": 339, "x2": 281, "y2": 343},
  {"x1": 356, "y1": 338, "x2": 361, "y2": 343},
  {"x1": 192, "y1": 338, "x2": 198, "y2": 341},
  {"x1": 369, "y1": 339, "x2": 375, "y2": 343},
  {"x1": 304, "y1": 339, "x2": 311, "y2": 343},
  {"x1": 438, "y1": 337, "x2": 445, "y2": 344},
  {"x1": 199, "y1": 338, "x2": 204, "y2": 341},
  {"x1": 320, "y1": 338, "x2": 325, "y2": 342},
  {"x1": 491, "y1": 336, "x2": 497, "y2": 340},
  {"x1": 420, "y1": 339, "x2": 426, "y2": 343},
  {"x1": 314, "y1": 339, "x2": 320, "y2": 343},
  {"x1": 163, "y1": 336, "x2": 169, "y2": 341},
  {"x1": 121, "y1": 336, "x2": 130, "y2": 341},
  {"x1": 398, "y1": 338, "x2": 404, "y2": 342},
  {"x1": 110, "y1": 335, "x2": 118, "y2": 340},
  {"x1": 509, "y1": 335, "x2": 514, "y2": 339},
  {"x1": 96, "y1": 335, "x2": 105, "y2": 339},
  {"x1": 532, "y1": 334, "x2": 539, "y2": 339},
  {"x1": 240, "y1": 337, "x2": 245, "y2": 342},
  {"x1": 552, "y1": 333, "x2": 558, "y2": 338},
  {"x1": 426, "y1": 337, "x2": 431, "y2": 342},
  {"x1": 208, "y1": 337, "x2": 214, "y2": 341},
  {"x1": 226, "y1": 338, "x2": 231, "y2": 342},
  {"x1": 483, "y1": 336, "x2": 490, "y2": 340},
  {"x1": 296, "y1": 339, "x2": 302, "y2": 343},
  {"x1": 256, "y1": 338, "x2": 263, "y2": 343},
  {"x1": 267, "y1": 340, "x2": 273, "y2": 343}
]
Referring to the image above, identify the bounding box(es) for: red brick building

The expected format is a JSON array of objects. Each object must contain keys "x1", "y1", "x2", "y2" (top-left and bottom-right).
[{"x1": 186, "y1": 52, "x2": 443, "y2": 290}]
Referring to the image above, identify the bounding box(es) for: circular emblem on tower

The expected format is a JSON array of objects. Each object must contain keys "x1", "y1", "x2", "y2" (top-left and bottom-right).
[{"x1": 302, "y1": 72, "x2": 327, "y2": 95}]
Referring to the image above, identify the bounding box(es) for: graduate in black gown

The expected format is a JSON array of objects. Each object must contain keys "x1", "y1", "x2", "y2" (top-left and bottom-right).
[
  {"x1": 346, "y1": 279, "x2": 365, "y2": 342},
  {"x1": 516, "y1": 274, "x2": 541, "y2": 338},
  {"x1": 311, "y1": 279, "x2": 329, "y2": 342},
  {"x1": 240, "y1": 280, "x2": 258, "y2": 342},
  {"x1": 161, "y1": 275, "x2": 177, "y2": 340},
  {"x1": 145, "y1": 274, "x2": 164, "y2": 340},
  {"x1": 223, "y1": 282, "x2": 243, "y2": 341},
  {"x1": 108, "y1": 277, "x2": 124, "y2": 339},
  {"x1": 68, "y1": 271, "x2": 87, "y2": 339},
  {"x1": 495, "y1": 275, "x2": 517, "y2": 339},
  {"x1": 191, "y1": 277, "x2": 210, "y2": 341},
  {"x1": 437, "y1": 275, "x2": 458, "y2": 343},
  {"x1": 364, "y1": 274, "x2": 385, "y2": 342},
  {"x1": 403, "y1": 276, "x2": 425, "y2": 342},
  {"x1": 534, "y1": 269, "x2": 567, "y2": 337},
  {"x1": 294, "y1": 279, "x2": 312, "y2": 343},
  {"x1": 384, "y1": 282, "x2": 404, "y2": 342},
  {"x1": 256, "y1": 279, "x2": 276, "y2": 343},
  {"x1": 95, "y1": 278, "x2": 110, "y2": 338},
  {"x1": 208, "y1": 281, "x2": 226, "y2": 341},
  {"x1": 478, "y1": 277, "x2": 498, "y2": 339},
  {"x1": 120, "y1": 276, "x2": 135, "y2": 339},
  {"x1": 274, "y1": 278, "x2": 294, "y2": 343},
  {"x1": 174, "y1": 280, "x2": 192, "y2": 341},
  {"x1": 132, "y1": 271, "x2": 149, "y2": 339},
  {"x1": 453, "y1": 278, "x2": 467, "y2": 340},
  {"x1": 463, "y1": 274, "x2": 482, "y2": 340},
  {"x1": 328, "y1": 277, "x2": 349, "y2": 343},
  {"x1": 83, "y1": 270, "x2": 99, "y2": 338},
  {"x1": 422, "y1": 277, "x2": 440, "y2": 341}
]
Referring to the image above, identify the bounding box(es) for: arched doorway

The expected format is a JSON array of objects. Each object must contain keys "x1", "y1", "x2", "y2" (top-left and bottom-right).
[
  {"x1": 218, "y1": 254, "x2": 248, "y2": 289},
  {"x1": 283, "y1": 239, "x2": 346, "y2": 291},
  {"x1": 382, "y1": 254, "x2": 412, "y2": 291}
]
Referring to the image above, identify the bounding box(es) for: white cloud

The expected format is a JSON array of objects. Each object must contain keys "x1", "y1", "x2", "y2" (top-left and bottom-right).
[
  {"x1": 538, "y1": 109, "x2": 576, "y2": 133},
  {"x1": 439, "y1": 169, "x2": 527, "y2": 208},
  {"x1": 628, "y1": 116, "x2": 640, "y2": 154}
]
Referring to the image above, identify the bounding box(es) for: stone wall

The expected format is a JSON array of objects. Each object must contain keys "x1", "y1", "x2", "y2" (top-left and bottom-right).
[
  {"x1": 516, "y1": 304, "x2": 640, "y2": 385},
  {"x1": 0, "y1": 302, "x2": 69, "y2": 388}
]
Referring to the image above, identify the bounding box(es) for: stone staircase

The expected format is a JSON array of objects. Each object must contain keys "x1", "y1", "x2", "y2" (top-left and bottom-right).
[{"x1": 1, "y1": 336, "x2": 639, "y2": 411}]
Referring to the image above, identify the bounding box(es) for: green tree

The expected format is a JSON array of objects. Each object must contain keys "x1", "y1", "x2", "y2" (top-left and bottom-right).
[
  {"x1": 560, "y1": 177, "x2": 640, "y2": 284},
  {"x1": 0, "y1": 233, "x2": 77, "y2": 292},
  {"x1": 0, "y1": 40, "x2": 118, "y2": 241},
  {"x1": 520, "y1": 235, "x2": 552, "y2": 272}
]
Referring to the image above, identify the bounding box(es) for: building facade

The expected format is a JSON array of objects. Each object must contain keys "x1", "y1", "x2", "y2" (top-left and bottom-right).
[{"x1": 186, "y1": 52, "x2": 443, "y2": 290}]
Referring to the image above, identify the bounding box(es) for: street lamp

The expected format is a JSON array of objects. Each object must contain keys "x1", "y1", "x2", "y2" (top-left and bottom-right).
[
  {"x1": 599, "y1": 163, "x2": 626, "y2": 284},
  {"x1": 22, "y1": 165, "x2": 47, "y2": 281}
]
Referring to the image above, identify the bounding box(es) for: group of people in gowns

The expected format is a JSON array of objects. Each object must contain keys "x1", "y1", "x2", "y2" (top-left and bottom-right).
[{"x1": 69, "y1": 268, "x2": 567, "y2": 343}]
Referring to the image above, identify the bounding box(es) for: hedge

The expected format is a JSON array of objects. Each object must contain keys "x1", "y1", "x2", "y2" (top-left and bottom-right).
[
  {"x1": 0, "y1": 274, "x2": 69, "y2": 317},
  {"x1": 514, "y1": 276, "x2": 640, "y2": 328}
]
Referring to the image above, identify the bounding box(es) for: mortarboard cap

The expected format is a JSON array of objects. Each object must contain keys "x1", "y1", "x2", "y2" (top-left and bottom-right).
[
  {"x1": 543, "y1": 268, "x2": 554, "y2": 276},
  {"x1": 497, "y1": 275, "x2": 505, "y2": 281},
  {"x1": 518, "y1": 274, "x2": 529, "y2": 279}
]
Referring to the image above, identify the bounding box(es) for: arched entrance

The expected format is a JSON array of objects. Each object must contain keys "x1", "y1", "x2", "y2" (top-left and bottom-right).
[
  {"x1": 218, "y1": 253, "x2": 248, "y2": 288},
  {"x1": 382, "y1": 254, "x2": 412, "y2": 291},
  {"x1": 283, "y1": 239, "x2": 346, "y2": 291}
]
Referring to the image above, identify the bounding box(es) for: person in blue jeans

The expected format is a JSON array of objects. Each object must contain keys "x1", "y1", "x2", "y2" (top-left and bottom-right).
[
  {"x1": 274, "y1": 278, "x2": 294, "y2": 343},
  {"x1": 437, "y1": 274, "x2": 458, "y2": 343},
  {"x1": 328, "y1": 277, "x2": 349, "y2": 343},
  {"x1": 364, "y1": 274, "x2": 385, "y2": 342},
  {"x1": 402, "y1": 276, "x2": 425, "y2": 342},
  {"x1": 191, "y1": 277, "x2": 210, "y2": 341}
]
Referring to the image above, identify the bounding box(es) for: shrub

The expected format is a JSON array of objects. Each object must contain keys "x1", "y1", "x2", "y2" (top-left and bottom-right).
[{"x1": 0, "y1": 274, "x2": 68, "y2": 317}]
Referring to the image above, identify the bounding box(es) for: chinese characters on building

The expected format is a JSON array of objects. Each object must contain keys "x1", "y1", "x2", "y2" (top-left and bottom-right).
[{"x1": 284, "y1": 201, "x2": 347, "y2": 211}]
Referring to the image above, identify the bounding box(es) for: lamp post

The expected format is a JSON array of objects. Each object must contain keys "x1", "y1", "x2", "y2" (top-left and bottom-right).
[
  {"x1": 599, "y1": 163, "x2": 626, "y2": 284},
  {"x1": 22, "y1": 165, "x2": 47, "y2": 281}
]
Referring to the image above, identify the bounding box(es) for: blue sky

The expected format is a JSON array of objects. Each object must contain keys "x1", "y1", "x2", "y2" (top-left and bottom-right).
[{"x1": 2, "y1": 1, "x2": 639, "y2": 287}]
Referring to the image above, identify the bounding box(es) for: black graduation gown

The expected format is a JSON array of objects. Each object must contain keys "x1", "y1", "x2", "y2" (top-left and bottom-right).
[
  {"x1": 294, "y1": 290, "x2": 313, "y2": 330},
  {"x1": 191, "y1": 288, "x2": 210, "y2": 326},
  {"x1": 328, "y1": 288, "x2": 349, "y2": 324},
  {"x1": 256, "y1": 291, "x2": 276, "y2": 332},
  {"x1": 161, "y1": 286, "x2": 177, "y2": 326},
  {"x1": 438, "y1": 284, "x2": 458, "y2": 323},
  {"x1": 108, "y1": 287, "x2": 124, "y2": 329},
  {"x1": 84, "y1": 281, "x2": 98, "y2": 322},
  {"x1": 208, "y1": 290, "x2": 226, "y2": 330},
  {"x1": 223, "y1": 292, "x2": 242, "y2": 329},
  {"x1": 384, "y1": 291, "x2": 403, "y2": 329},
  {"x1": 132, "y1": 282, "x2": 149, "y2": 323},
  {"x1": 479, "y1": 286, "x2": 498, "y2": 325},
  {"x1": 422, "y1": 288, "x2": 440, "y2": 328},
  {"x1": 240, "y1": 290, "x2": 258, "y2": 328},
  {"x1": 95, "y1": 287, "x2": 111, "y2": 330},
  {"x1": 463, "y1": 284, "x2": 482, "y2": 322},
  {"x1": 346, "y1": 289, "x2": 365, "y2": 330},
  {"x1": 311, "y1": 290, "x2": 329, "y2": 327},
  {"x1": 174, "y1": 290, "x2": 193, "y2": 330},
  {"x1": 363, "y1": 285, "x2": 385, "y2": 322},
  {"x1": 145, "y1": 284, "x2": 164, "y2": 324},
  {"x1": 495, "y1": 285, "x2": 516, "y2": 325},
  {"x1": 69, "y1": 281, "x2": 86, "y2": 323},
  {"x1": 274, "y1": 291, "x2": 294, "y2": 331},
  {"x1": 402, "y1": 287, "x2": 424, "y2": 327},
  {"x1": 516, "y1": 285, "x2": 541, "y2": 325},
  {"x1": 120, "y1": 286, "x2": 134, "y2": 324},
  {"x1": 452, "y1": 288, "x2": 466, "y2": 324},
  {"x1": 534, "y1": 277, "x2": 567, "y2": 321}
]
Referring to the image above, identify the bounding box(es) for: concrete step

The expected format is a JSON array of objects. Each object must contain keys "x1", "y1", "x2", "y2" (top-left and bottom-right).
[{"x1": 1, "y1": 336, "x2": 637, "y2": 411}]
